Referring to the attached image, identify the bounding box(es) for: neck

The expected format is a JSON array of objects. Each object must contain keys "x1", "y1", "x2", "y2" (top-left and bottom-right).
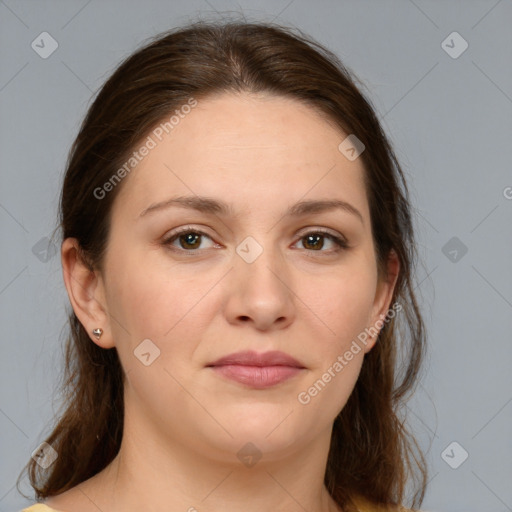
[{"x1": 74, "y1": 409, "x2": 340, "y2": 512}]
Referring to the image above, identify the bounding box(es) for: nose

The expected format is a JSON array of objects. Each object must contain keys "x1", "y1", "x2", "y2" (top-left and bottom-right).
[{"x1": 223, "y1": 241, "x2": 296, "y2": 332}]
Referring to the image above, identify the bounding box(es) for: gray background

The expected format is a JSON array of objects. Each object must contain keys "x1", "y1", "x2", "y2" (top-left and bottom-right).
[{"x1": 1, "y1": 1, "x2": 511, "y2": 511}]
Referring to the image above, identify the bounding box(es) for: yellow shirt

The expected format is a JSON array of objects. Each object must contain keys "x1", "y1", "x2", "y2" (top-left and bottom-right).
[
  {"x1": 23, "y1": 507, "x2": 60, "y2": 512},
  {"x1": 22, "y1": 496, "x2": 409, "y2": 511}
]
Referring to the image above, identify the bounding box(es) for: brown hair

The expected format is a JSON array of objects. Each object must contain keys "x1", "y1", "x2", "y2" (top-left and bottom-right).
[{"x1": 20, "y1": 20, "x2": 427, "y2": 510}]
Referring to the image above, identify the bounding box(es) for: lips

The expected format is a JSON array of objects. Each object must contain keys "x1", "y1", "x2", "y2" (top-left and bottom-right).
[
  {"x1": 207, "y1": 350, "x2": 305, "y2": 368},
  {"x1": 207, "y1": 350, "x2": 305, "y2": 389}
]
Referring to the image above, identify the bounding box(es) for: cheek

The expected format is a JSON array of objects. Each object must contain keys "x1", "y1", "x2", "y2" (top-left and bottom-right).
[
  {"x1": 304, "y1": 268, "x2": 377, "y2": 347},
  {"x1": 105, "y1": 266, "x2": 171, "y2": 341},
  {"x1": 295, "y1": 270, "x2": 375, "y2": 413},
  {"x1": 103, "y1": 251, "x2": 223, "y2": 365}
]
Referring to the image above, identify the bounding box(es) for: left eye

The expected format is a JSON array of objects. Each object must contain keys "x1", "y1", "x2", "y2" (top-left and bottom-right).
[
  {"x1": 296, "y1": 231, "x2": 348, "y2": 252},
  {"x1": 162, "y1": 229, "x2": 348, "y2": 253}
]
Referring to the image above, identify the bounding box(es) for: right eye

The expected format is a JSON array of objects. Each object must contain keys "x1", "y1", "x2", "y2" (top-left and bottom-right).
[{"x1": 162, "y1": 227, "x2": 218, "y2": 252}]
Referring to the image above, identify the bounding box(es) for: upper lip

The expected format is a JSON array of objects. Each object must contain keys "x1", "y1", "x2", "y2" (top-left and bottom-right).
[{"x1": 207, "y1": 350, "x2": 305, "y2": 368}]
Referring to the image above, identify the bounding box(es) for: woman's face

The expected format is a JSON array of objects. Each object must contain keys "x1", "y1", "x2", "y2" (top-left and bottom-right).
[{"x1": 82, "y1": 92, "x2": 397, "y2": 462}]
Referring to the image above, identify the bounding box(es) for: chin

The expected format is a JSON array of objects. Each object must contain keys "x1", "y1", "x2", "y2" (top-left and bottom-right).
[
  {"x1": 202, "y1": 431, "x2": 307, "y2": 468},
  {"x1": 202, "y1": 414, "x2": 313, "y2": 456}
]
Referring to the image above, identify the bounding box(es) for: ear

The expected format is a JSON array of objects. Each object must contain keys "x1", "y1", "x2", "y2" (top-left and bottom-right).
[
  {"x1": 61, "y1": 238, "x2": 114, "y2": 349},
  {"x1": 364, "y1": 249, "x2": 400, "y2": 353}
]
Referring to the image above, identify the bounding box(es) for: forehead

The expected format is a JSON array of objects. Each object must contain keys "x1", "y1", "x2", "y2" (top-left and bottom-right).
[{"x1": 113, "y1": 92, "x2": 369, "y2": 220}]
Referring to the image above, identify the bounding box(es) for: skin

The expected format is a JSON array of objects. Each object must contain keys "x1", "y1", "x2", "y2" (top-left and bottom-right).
[{"x1": 51, "y1": 92, "x2": 399, "y2": 512}]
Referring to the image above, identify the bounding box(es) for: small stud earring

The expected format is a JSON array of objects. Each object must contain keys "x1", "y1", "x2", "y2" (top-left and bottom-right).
[{"x1": 92, "y1": 328, "x2": 103, "y2": 340}]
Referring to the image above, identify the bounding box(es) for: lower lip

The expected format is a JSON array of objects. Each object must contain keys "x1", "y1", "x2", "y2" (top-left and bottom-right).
[{"x1": 210, "y1": 365, "x2": 303, "y2": 388}]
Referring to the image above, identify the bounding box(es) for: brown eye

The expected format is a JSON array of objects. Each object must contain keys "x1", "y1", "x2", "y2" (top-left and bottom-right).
[
  {"x1": 177, "y1": 232, "x2": 202, "y2": 250},
  {"x1": 297, "y1": 231, "x2": 348, "y2": 252},
  {"x1": 302, "y1": 233, "x2": 325, "y2": 251},
  {"x1": 163, "y1": 229, "x2": 215, "y2": 251}
]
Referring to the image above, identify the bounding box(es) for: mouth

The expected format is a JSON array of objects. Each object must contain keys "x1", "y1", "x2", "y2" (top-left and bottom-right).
[{"x1": 206, "y1": 350, "x2": 306, "y2": 389}]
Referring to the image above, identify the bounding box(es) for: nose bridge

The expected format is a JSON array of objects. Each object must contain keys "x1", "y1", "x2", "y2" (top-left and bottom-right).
[
  {"x1": 234, "y1": 233, "x2": 288, "y2": 292},
  {"x1": 225, "y1": 232, "x2": 295, "y2": 329}
]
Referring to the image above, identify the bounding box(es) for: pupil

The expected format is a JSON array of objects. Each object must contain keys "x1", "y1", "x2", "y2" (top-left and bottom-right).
[
  {"x1": 305, "y1": 234, "x2": 323, "y2": 250},
  {"x1": 181, "y1": 233, "x2": 200, "y2": 249}
]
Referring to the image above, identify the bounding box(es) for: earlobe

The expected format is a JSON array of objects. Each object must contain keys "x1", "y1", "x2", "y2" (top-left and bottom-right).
[
  {"x1": 364, "y1": 249, "x2": 400, "y2": 353},
  {"x1": 61, "y1": 238, "x2": 114, "y2": 349}
]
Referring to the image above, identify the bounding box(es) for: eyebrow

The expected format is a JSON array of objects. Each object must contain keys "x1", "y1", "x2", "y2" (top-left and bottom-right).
[{"x1": 139, "y1": 195, "x2": 364, "y2": 223}]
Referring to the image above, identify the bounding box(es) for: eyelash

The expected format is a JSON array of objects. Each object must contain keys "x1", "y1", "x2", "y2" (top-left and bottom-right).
[{"x1": 161, "y1": 226, "x2": 349, "y2": 255}]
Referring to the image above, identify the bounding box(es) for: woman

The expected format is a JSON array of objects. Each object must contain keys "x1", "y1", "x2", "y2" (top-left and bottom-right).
[{"x1": 20, "y1": 20, "x2": 427, "y2": 512}]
